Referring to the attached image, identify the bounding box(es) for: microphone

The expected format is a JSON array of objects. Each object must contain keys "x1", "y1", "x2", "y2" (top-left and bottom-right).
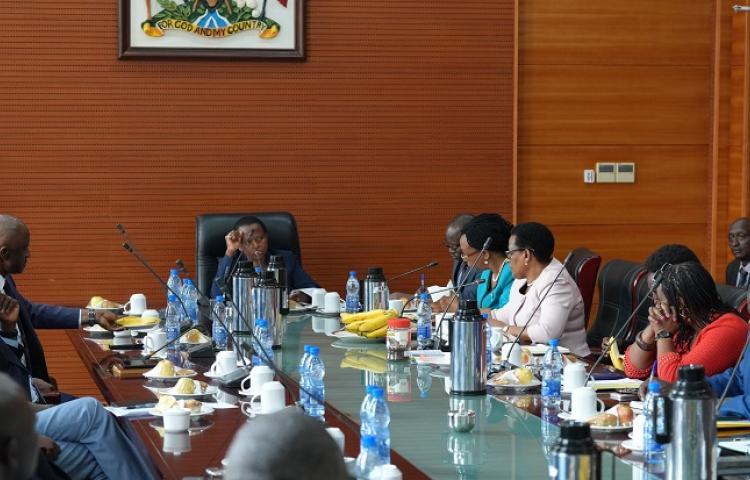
[
  {"x1": 583, "y1": 263, "x2": 670, "y2": 385},
  {"x1": 387, "y1": 261, "x2": 439, "y2": 284},
  {"x1": 398, "y1": 278, "x2": 487, "y2": 317},
  {"x1": 432, "y1": 237, "x2": 492, "y2": 349},
  {"x1": 498, "y1": 251, "x2": 575, "y2": 371}
]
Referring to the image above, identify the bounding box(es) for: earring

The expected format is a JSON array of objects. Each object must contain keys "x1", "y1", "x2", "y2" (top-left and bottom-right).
[
  {"x1": 679, "y1": 306, "x2": 689, "y2": 320},
  {"x1": 524, "y1": 261, "x2": 528, "y2": 266},
  {"x1": 483, "y1": 260, "x2": 489, "y2": 265}
]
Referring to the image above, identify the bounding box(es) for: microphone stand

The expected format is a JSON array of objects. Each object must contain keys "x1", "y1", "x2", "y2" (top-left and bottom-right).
[
  {"x1": 387, "y1": 261, "x2": 439, "y2": 284},
  {"x1": 432, "y1": 237, "x2": 492, "y2": 350},
  {"x1": 583, "y1": 263, "x2": 669, "y2": 385},
  {"x1": 497, "y1": 252, "x2": 575, "y2": 372}
]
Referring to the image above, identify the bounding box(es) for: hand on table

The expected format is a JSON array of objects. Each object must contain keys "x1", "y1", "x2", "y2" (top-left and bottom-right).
[
  {"x1": 38, "y1": 436, "x2": 60, "y2": 461},
  {"x1": 94, "y1": 310, "x2": 121, "y2": 330}
]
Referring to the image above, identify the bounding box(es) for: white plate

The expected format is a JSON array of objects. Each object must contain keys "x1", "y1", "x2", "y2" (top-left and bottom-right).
[
  {"x1": 84, "y1": 325, "x2": 111, "y2": 335},
  {"x1": 525, "y1": 344, "x2": 571, "y2": 355},
  {"x1": 487, "y1": 377, "x2": 542, "y2": 389},
  {"x1": 288, "y1": 305, "x2": 316, "y2": 315},
  {"x1": 149, "y1": 420, "x2": 214, "y2": 436},
  {"x1": 621, "y1": 439, "x2": 643, "y2": 451},
  {"x1": 154, "y1": 385, "x2": 218, "y2": 398},
  {"x1": 179, "y1": 333, "x2": 211, "y2": 345},
  {"x1": 558, "y1": 411, "x2": 633, "y2": 432},
  {"x1": 203, "y1": 369, "x2": 246, "y2": 380},
  {"x1": 327, "y1": 330, "x2": 384, "y2": 344},
  {"x1": 149, "y1": 404, "x2": 215, "y2": 417},
  {"x1": 143, "y1": 369, "x2": 197, "y2": 381}
]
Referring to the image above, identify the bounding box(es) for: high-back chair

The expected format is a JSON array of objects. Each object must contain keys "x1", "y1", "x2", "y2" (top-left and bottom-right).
[
  {"x1": 716, "y1": 283, "x2": 750, "y2": 321},
  {"x1": 565, "y1": 248, "x2": 602, "y2": 325},
  {"x1": 587, "y1": 259, "x2": 647, "y2": 349},
  {"x1": 195, "y1": 212, "x2": 302, "y2": 296}
]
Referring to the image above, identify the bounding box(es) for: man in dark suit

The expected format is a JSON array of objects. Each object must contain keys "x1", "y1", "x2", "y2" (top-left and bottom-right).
[
  {"x1": 432, "y1": 213, "x2": 481, "y2": 312},
  {"x1": 727, "y1": 218, "x2": 750, "y2": 288},
  {"x1": 0, "y1": 215, "x2": 119, "y2": 393}
]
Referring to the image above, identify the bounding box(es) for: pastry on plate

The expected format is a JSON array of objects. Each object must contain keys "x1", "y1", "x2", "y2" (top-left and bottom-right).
[
  {"x1": 588, "y1": 413, "x2": 618, "y2": 427},
  {"x1": 180, "y1": 399, "x2": 202, "y2": 414},
  {"x1": 155, "y1": 395, "x2": 177, "y2": 412},
  {"x1": 491, "y1": 367, "x2": 534, "y2": 386},
  {"x1": 156, "y1": 360, "x2": 175, "y2": 377},
  {"x1": 183, "y1": 329, "x2": 203, "y2": 343}
]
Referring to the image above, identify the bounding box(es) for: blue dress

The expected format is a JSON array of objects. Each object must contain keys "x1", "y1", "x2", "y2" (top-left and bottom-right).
[{"x1": 476, "y1": 262, "x2": 514, "y2": 309}]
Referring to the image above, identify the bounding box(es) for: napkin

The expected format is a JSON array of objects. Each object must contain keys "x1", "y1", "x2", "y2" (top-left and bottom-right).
[
  {"x1": 104, "y1": 406, "x2": 155, "y2": 418},
  {"x1": 589, "y1": 378, "x2": 642, "y2": 391}
]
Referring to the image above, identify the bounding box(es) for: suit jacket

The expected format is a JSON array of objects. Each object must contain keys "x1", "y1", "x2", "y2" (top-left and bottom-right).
[
  {"x1": 210, "y1": 249, "x2": 319, "y2": 298},
  {"x1": 0, "y1": 333, "x2": 32, "y2": 399},
  {"x1": 727, "y1": 258, "x2": 743, "y2": 287},
  {"x1": 452, "y1": 259, "x2": 480, "y2": 302},
  {"x1": 3, "y1": 275, "x2": 79, "y2": 382}
]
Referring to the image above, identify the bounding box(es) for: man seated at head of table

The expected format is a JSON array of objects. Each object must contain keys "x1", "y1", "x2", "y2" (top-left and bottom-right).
[
  {"x1": 225, "y1": 408, "x2": 348, "y2": 480},
  {"x1": 624, "y1": 261, "x2": 748, "y2": 383},
  {"x1": 459, "y1": 213, "x2": 514, "y2": 310},
  {"x1": 487, "y1": 222, "x2": 591, "y2": 358},
  {"x1": 210, "y1": 215, "x2": 319, "y2": 302},
  {"x1": 0, "y1": 215, "x2": 119, "y2": 401},
  {"x1": 0, "y1": 294, "x2": 156, "y2": 479}
]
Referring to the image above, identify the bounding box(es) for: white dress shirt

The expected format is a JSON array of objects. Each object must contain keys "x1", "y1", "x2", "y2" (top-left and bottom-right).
[{"x1": 491, "y1": 258, "x2": 591, "y2": 357}]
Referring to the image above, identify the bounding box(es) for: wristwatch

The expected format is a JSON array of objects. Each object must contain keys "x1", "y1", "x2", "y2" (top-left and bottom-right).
[
  {"x1": 87, "y1": 308, "x2": 97, "y2": 327},
  {"x1": 655, "y1": 330, "x2": 672, "y2": 340}
]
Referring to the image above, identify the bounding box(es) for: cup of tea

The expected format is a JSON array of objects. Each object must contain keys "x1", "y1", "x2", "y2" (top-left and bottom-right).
[
  {"x1": 323, "y1": 292, "x2": 341, "y2": 314},
  {"x1": 570, "y1": 386, "x2": 605, "y2": 422},
  {"x1": 562, "y1": 362, "x2": 588, "y2": 393},
  {"x1": 123, "y1": 293, "x2": 147, "y2": 316},
  {"x1": 501, "y1": 342, "x2": 522, "y2": 367},
  {"x1": 312, "y1": 289, "x2": 327, "y2": 309},
  {"x1": 143, "y1": 329, "x2": 167, "y2": 353},
  {"x1": 210, "y1": 350, "x2": 238, "y2": 377},
  {"x1": 162, "y1": 408, "x2": 190, "y2": 433},
  {"x1": 240, "y1": 365, "x2": 274, "y2": 396}
]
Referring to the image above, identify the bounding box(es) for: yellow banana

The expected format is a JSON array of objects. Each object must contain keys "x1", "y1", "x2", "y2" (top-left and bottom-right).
[
  {"x1": 341, "y1": 309, "x2": 386, "y2": 324},
  {"x1": 358, "y1": 316, "x2": 389, "y2": 333},
  {"x1": 365, "y1": 324, "x2": 388, "y2": 339},
  {"x1": 345, "y1": 320, "x2": 366, "y2": 333}
]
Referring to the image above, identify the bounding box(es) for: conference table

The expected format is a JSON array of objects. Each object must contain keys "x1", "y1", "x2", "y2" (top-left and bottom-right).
[{"x1": 67, "y1": 314, "x2": 657, "y2": 479}]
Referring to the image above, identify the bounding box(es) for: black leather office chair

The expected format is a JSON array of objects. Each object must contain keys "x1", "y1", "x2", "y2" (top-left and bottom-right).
[
  {"x1": 195, "y1": 212, "x2": 302, "y2": 296},
  {"x1": 716, "y1": 283, "x2": 750, "y2": 320},
  {"x1": 588, "y1": 259, "x2": 648, "y2": 349}
]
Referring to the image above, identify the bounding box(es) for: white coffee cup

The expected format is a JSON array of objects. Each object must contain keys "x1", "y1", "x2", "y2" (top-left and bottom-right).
[
  {"x1": 123, "y1": 293, "x2": 147, "y2": 316},
  {"x1": 501, "y1": 342, "x2": 522, "y2": 367},
  {"x1": 388, "y1": 299, "x2": 405, "y2": 313},
  {"x1": 240, "y1": 365, "x2": 274, "y2": 396},
  {"x1": 372, "y1": 465, "x2": 403, "y2": 480},
  {"x1": 631, "y1": 414, "x2": 646, "y2": 450},
  {"x1": 162, "y1": 431, "x2": 191, "y2": 454},
  {"x1": 570, "y1": 386, "x2": 605, "y2": 421},
  {"x1": 144, "y1": 329, "x2": 167, "y2": 353},
  {"x1": 324, "y1": 292, "x2": 341, "y2": 314},
  {"x1": 250, "y1": 381, "x2": 285, "y2": 414},
  {"x1": 326, "y1": 427, "x2": 345, "y2": 454},
  {"x1": 210, "y1": 350, "x2": 238, "y2": 377},
  {"x1": 162, "y1": 408, "x2": 191, "y2": 432},
  {"x1": 562, "y1": 362, "x2": 588, "y2": 393},
  {"x1": 312, "y1": 289, "x2": 327, "y2": 309}
]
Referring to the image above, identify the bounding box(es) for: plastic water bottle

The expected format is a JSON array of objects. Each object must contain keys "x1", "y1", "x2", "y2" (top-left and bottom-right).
[
  {"x1": 252, "y1": 319, "x2": 274, "y2": 367},
  {"x1": 416, "y1": 293, "x2": 432, "y2": 349},
  {"x1": 165, "y1": 294, "x2": 180, "y2": 343},
  {"x1": 167, "y1": 268, "x2": 182, "y2": 302},
  {"x1": 211, "y1": 295, "x2": 228, "y2": 350},
  {"x1": 181, "y1": 278, "x2": 199, "y2": 326},
  {"x1": 644, "y1": 380, "x2": 665, "y2": 465},
  {"x1": 359, "y1": 385, "x2": 375, "y2": 443},
  {"x1": 307, "y1": 346, "x2": 325, "y2": 419},
  {"x1": 346, "y1": 271, "x2": 361, "y2": 313},
  {"x1": 541, "y1": 338, "x2": 563, "y2": 409},
  {"x1": 298, "y1": 345, "x2": 311, "y2": 412},
  {"x1": 416, "y1": 365, "x2": 432, "y2": 398},
  {"x1": 371, "y1": 387, "x2": 391, "y2": 464},
  {"x1": 417, "y1": 272, "x2": 427, "y2": 295},
  {"x1": 355, "y1": 435, "x2": 382, "y2": 479},
  {"x1": 483, "y1": 313, "x2": 492, "y2": 370}
]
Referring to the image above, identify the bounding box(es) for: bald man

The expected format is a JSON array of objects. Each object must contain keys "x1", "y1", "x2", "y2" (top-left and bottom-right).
[
  {"x1": 0, "y1": 215, "x2": 118, "y2": 394},
  {"x1": 225, "y1": 408, "x2": 348, "y2": 480},
  {"x1": 728, "y1": 218, "x2": 750, "y2": 288},
  {"x1": 0, "y1": 372, "x2": 38, "y2": 480}
]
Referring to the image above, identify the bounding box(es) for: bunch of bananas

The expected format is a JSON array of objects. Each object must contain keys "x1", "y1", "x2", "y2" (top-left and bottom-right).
[
  {"x1": 340, "y1": 350, "x2": 388, "y2": 374},
  {"x1": 341, "y1": 309, "x2": 398, "y2": 339}
]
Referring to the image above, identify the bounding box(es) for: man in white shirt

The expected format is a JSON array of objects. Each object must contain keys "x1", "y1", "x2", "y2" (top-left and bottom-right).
[{"x1": 488, "y1": 222, "x2": 590, "y2": 358}]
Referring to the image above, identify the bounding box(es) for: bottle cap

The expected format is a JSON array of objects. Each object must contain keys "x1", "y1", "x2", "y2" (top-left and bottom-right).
[
  {"x1": 255, "y1": 266, "x2": 262, "y2": 274},
  {"x1": 481, "y1": 313, "x2": 489, "y2": 319},
  {"x1": 170, "y1": 268, "x2": 179, "y2": 275},
  {"x1": 184, "y1": 278, "x2": 193, "y2": 285},
  {"x1": 168, "y1": 294, "x2": 177, "y2": 302},
  {"x1": 419, "y1": 293, "x2": 430, "y2": 301},
  {"x1": 304, "y1": 345, "x2": 311, "y2": 353},
  {"x1": 214, "y1": 295, "x2": 224, "y2": 302},
  {"x1": 256, "y1": 319, "x2": 267, "y2": 327},
  {"x1": 648, "y1": 381, "x2": 661, "y2": 394},
  {"x1": 366, "y1": 385, "x2": 375, "y2": 395},
  {"x1": 559, "y1": 421, "x2": 592, "y2": 441},
  {"x1": 361, "y1": 435, "x2": 376, "y2": 448},
  {"x1": 388, "y1": 318, "x2": 411, "y2": 329},
  {"x1": 549, "y1": 338, "x2": 559, "y2": 348},
  {"x1": 371, "y1": 386, "x2": 384, "y2": 398},
  {"x1": 349, "y1": 270, "x2": 357, "y2": 277},
  {"x1": 310, "y1": 346, "x2": 320, "y2": 356}
]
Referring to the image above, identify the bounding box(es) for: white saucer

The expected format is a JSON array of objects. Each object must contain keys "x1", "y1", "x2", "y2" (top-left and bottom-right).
[
  {"x1": 238, "y1": 388, "x2": 260, "y2": 397},
  {"x1": 621, "y1": 439, "x2": 643, "y2": 451}
]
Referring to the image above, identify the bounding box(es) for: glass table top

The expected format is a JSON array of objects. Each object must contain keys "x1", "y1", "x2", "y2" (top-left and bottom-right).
[{"x1": 272, "y1": 314, "x2": 657, "y2": 479}]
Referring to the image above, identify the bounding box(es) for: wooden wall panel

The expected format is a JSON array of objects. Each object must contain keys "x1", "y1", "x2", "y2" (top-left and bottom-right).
[
  {"x1": 517, "y1": 1, "x2": 715, "y2": 295},
  {"x1": 1, "y1": 1, "x2": 515, "y2": 396}
]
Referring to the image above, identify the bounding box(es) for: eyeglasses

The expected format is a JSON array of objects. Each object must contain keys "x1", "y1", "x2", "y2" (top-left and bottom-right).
[
  {"x1": 242, "y1": 234, "x2": 267, "y2": 246},
  {"x1": 460, "y1": 250, "x2": 480, "y2": 262},
  {"x1": 504, "y1": 248, "x2": 527, "y2": 260}
]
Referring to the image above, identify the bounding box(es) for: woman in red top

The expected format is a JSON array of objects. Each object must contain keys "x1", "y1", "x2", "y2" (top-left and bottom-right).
[{"x1": 625, "y1": 262, "x2": 748, "y2": 382}]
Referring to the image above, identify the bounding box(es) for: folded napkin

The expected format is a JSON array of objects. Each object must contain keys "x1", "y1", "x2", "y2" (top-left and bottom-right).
[{"x1": 589, "y1": 378, "x2": 642, "y2": 391}]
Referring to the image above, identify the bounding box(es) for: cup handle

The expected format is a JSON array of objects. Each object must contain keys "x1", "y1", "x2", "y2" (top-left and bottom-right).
[
  {"x1": 250, "y1": 394, "x2": 261, "y2": 405},
  {"x1": 596, "y1": 398, "x2": 606, "y2": 412},
  {"x1": 210, "y1": 362, "x2": 219, "y2": 375},
  {"x1": 241, "y1": 376, "x2": 251, "y2": 392},
  {"x1": 123, "y1": 301, "x2": 131, "y2": 315},
  {"x1": 144, "y1": 337, "x2": 153, "y2": 351}
]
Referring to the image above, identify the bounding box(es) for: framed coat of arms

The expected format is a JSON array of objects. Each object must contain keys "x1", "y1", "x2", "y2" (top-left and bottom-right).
[{"x1": 118, "y1": 0, "x2": 304, "y2": 58}]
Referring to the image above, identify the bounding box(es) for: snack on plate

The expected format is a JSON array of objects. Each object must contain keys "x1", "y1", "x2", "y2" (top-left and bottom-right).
[
  {"x1": 155, "y1": 395, "x2": 177, "y2": 412},
  {"x1": 174, "y1": 378, "x2": 196, "y2": 394},
  {"x1": 181, "y1": 399, "x2": 203, "y2": 414},
  {"x1": 156, "y1": 360, "x2": 176, "y2": 377},
  {"x1": 616, "y1": 404, "x2": 633, "y2": 426},
  {"x1": 492, "y1": 367, "x2": 534, "y2": 386},
  {"x1": 520, "y1": 348, "x2": 532, "y2": 365},
  {"x1": 183, "y1": 329, "x2": 202, "y2": 343},
  {"x1": 175, "y1": 368, "x2": 195, "y2": 377},
  {"x1": 587, "y1": 413, "x2": 618, "y2": 427},
  {"x1": 88, "y1": 296, "x2": 121, "y2": 309}
]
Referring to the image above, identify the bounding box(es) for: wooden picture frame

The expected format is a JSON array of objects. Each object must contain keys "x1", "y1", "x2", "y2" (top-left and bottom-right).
[{"x1": 118, "y1": 0, "x2": 304, "y2": 59}]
